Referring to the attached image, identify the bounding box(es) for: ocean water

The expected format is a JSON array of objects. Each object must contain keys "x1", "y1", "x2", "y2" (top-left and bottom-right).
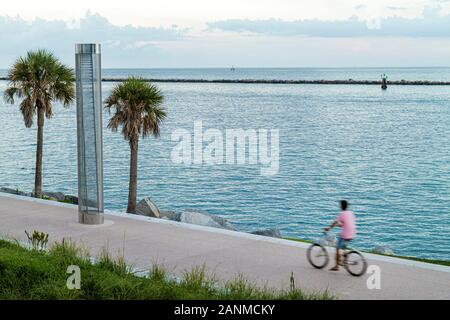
[
  {"x1": 0, "y1": 68, "x2": 449, "y2": 260},
  {"x1": 2, "y1": 67, "x2": 450, "y2": 81}
]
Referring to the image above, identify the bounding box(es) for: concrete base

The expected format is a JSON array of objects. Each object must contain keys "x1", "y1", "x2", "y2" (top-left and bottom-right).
[
  {"x1": 78, "y1": 211, "x2": 104, "y2": 225},
  {"x1": 69, "y1": 219, "x2": 114, "y2": 229}
]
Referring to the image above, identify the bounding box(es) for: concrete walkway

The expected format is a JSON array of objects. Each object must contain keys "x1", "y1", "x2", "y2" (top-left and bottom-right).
[{"x1": 0, "y1": 193, "x2": 449, "y2": 300}]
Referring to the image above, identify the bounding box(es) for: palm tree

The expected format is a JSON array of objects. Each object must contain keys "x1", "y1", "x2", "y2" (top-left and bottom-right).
[
  {"x1": 4, "y1": 49, "x2": 74, "y2": 198},
  {"x1": 105, "y1": 77, "x2": 166, "y2": 213}
]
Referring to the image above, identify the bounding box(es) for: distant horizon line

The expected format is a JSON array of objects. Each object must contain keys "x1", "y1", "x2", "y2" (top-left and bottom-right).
[{"x1": 1, "y1": 66, "x2": 450, "y2": 70}]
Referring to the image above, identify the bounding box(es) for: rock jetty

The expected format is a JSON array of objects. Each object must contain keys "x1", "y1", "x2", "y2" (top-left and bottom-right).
[
  {"x1": 103, "y1": 78, "x2": 450, "y2": 85},
  {"x1": 1, "y1": 77, "x2": 450, "y2": 85}
]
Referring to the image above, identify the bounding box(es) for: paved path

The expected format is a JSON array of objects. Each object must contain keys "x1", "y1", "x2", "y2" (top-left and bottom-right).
[{"x1": 0, "y1": 193, "x2": 449, "y2": 300}]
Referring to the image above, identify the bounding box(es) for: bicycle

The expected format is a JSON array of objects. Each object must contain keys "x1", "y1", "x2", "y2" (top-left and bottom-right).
[{"x1": 306, "y1": 232, "x2": 368, "y2": 277}]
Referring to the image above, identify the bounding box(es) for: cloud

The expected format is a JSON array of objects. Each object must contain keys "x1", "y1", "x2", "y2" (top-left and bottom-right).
[
  {"x1": 207, "y1": 6, "x2": 450, "y2": 38},
  {"x1": 0, "y1": 7, "x2": 450, "y2": 68},
  {"x1": 0, "y1": 11, "x2": 185, "y2": 67}
]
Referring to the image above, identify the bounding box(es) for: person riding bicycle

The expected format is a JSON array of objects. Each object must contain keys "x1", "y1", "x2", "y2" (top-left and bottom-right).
[{"x1": 324, "y1": 200, "x2": 356, "y2": 271}]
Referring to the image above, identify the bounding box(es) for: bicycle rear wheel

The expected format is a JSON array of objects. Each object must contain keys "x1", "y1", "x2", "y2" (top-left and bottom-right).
[
  {"x1": 344, "y1": 250, "x2": 368, "y2": 276},
  {"x1": 307, "y1": 244, "x2": 329, "y2": 269}
]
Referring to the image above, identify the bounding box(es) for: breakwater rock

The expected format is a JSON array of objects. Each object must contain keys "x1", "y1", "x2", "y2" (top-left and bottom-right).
[
  {"x1": 250, "y1": 228, "x2": 282, "y2": 238},
  {"x1": 1, "y1": 77, "x2": 450, "y2": 85},
  {"x1": 136, "y1": 197, "x2": 160, "y2": 218},
  {"x1": 102, "y1": 78, "x2": 450, "y2": 85},
  {"x1": 0, "y1": 187, "x2": 78, "y2": 204},
  {"x1": 179, "y1": 209, "x2": 236, "y2": 230},
  {"x1": 372, "y1": 245, "x2": 394, "y2": 255},
  {"x1": 133, "y1": 198, "x2": 284, "y2": 238},
  {"x1": 0, "y1": 187, "x2": 32, "y2": 197}
]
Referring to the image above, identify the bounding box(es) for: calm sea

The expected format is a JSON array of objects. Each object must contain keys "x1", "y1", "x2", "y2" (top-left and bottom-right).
[{"x1": 0, "y1": 68, "x2": 449, "y2": 260}]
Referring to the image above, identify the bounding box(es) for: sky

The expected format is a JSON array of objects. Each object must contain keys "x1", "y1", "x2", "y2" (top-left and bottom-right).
[{"x1": 0, "y1": 0, "x2": 450, "y2": 67}]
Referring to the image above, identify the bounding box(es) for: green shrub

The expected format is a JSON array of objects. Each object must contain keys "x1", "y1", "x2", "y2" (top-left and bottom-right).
[{"x1": 0, "y1": 239, "x2": 332, "y2": 300}]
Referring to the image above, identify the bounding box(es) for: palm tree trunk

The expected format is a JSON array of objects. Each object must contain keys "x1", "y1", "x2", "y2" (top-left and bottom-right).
[
  {"x1": 127, "y1": 136, "x2": 139, "y2": 213},
  {"x1": 34, "y1": 107, "x2": 44, "y2": 198}
]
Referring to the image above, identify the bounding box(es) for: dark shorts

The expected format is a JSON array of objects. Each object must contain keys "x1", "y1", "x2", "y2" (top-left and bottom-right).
[{"x1": 336, "y1": 237, "x2": 352, "y2": 249}]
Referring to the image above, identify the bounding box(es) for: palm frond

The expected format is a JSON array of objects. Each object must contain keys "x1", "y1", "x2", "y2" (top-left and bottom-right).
[
  {"x1": 19, "y1": 96, "x2": 36, "y2": 128},
  {"x1": 4, "y1": 49, "x2": 75, "y2": 125},
  {"x1": 104, "y1": 77, "x2": 166, "y2": 142}
]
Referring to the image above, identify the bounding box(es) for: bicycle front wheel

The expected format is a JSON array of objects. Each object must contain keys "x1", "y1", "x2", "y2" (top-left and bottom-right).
[
  {"x1": 306, "y1": 244, "x2": 329, "y2": 269},
  {"x1": 344, "y1": 250, "x2": 368, "y2": 276}
]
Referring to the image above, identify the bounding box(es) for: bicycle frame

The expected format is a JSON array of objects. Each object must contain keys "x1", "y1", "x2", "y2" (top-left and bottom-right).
[{"x1": 307, "y1": 232, "x2": 368, "y2": 276}]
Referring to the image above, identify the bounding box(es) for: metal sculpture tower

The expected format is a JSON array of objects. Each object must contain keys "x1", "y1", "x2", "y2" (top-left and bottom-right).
[{"x1": 75, "y1": 43, "x2": 104, "y2": 224}]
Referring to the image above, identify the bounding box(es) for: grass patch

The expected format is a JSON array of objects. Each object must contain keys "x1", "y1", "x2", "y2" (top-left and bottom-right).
[
  {"x1": 373, "y1": 253, "x2": 450, "y2": 267},
  {"x1": 57, "y1": 199, "x2": 73, "y2": 204},
  {"x1": 284, "y1": 237, "x2": 313, "y2": 244},
  {"x1": 0, "y1": 239, "x2": 332, "y2": 300}
]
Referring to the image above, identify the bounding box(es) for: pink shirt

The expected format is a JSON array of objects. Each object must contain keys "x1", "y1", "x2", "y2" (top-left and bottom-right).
[{"x1": 337, "y1": 210, "x2": 356, "y2": 240}]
